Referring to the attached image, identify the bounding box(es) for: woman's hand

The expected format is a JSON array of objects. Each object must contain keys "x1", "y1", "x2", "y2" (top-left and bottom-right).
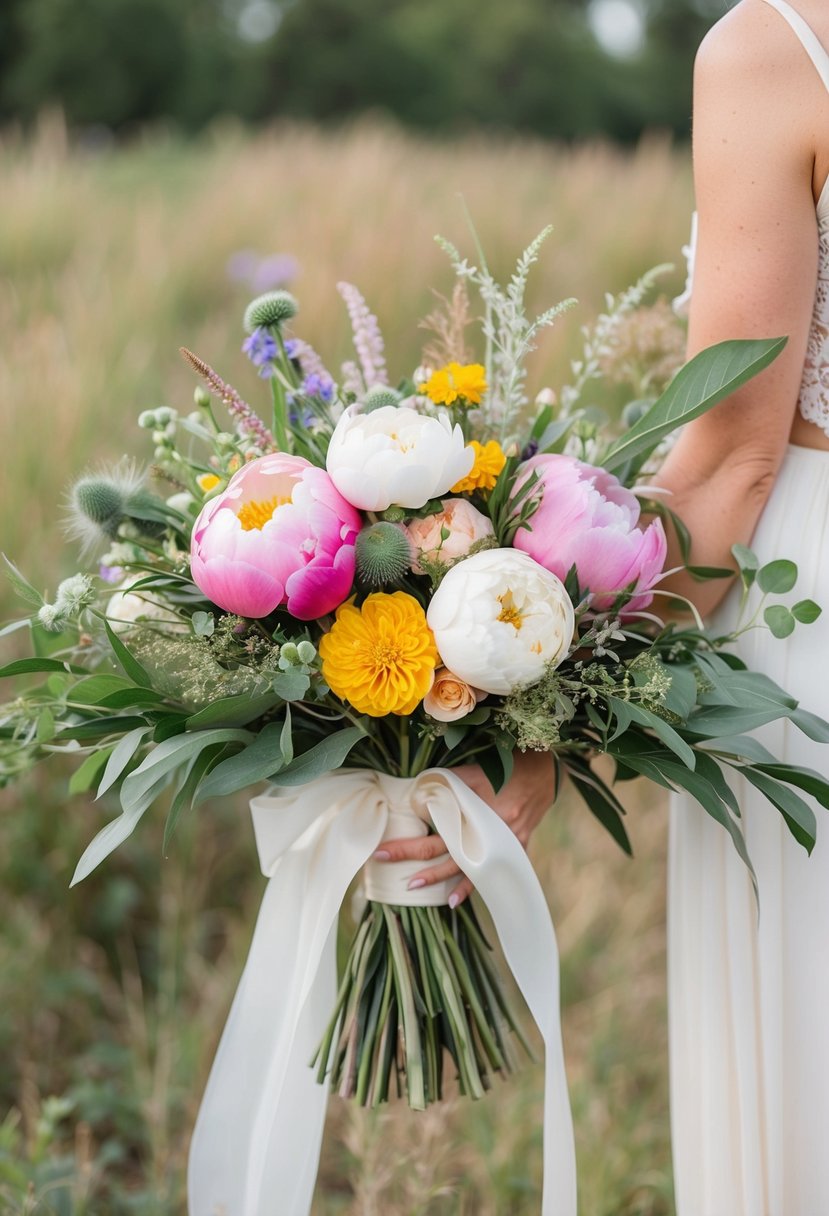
[{"x1": 372, "y1": 750, "x2": 558, "y2": 908}]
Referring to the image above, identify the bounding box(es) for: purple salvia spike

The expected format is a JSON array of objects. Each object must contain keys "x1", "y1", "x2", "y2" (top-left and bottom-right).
[
  {"x1": 336, "y1": 282, "x2": 389, "y2": 389},
  {"x1": 179, "y1": 348, "x2": 277, "y2": 452}
]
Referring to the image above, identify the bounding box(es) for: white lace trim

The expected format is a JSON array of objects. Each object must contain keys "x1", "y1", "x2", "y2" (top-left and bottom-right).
[{"x1": 797, "y1": 222, "x2": 829, "y2": 434}]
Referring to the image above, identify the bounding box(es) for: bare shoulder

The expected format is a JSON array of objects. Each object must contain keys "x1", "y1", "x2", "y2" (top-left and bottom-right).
[
  {"x1": 696, "y1": 1, "x2": 808, "y2": 92},
  {"x1": 692, "y1": 0, "x2": 823, "y2": 164}
]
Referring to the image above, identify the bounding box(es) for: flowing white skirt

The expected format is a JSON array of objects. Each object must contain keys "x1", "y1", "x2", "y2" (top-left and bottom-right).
[{"x1": 669, "y1": 444, "x2": 829, "y2": 1216}]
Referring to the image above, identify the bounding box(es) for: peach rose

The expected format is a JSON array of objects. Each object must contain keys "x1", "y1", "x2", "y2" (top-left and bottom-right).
[
  {"x1": 406, "y1": 498, "x2": 494, "y2": 572},
  {"x1": 423, "y1": 667, "x2": 483, "y2": 723}
]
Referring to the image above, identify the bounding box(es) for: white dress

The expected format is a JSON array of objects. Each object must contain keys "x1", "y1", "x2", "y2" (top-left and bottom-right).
[{"x1": 668, "y1": 3, "x2": 829, "y2": 1213}]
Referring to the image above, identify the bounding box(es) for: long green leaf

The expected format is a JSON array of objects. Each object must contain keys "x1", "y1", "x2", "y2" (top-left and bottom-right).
[
  {"x1": 163, "y1": 743, "x2": 227, "y2": 853},
  {"x1": 72, "y1": 727, "x2": 251, "y2": 885},
  {"x1": 601, "y1": 337, "x2": 787, "y2": 476},
  {"x1": 195, "y1": 721, "x2": 287, "y2": 802},
  {"x1": 271, "y1": 727, "x2": 364, "y2": 787},
  {"x1": 739, "y1": 766, "x2": 817, "y2": 854},
  {"x1": 607, "y1": 695, "x2": 696, "y2": 770},
  {"x1": 566, "y1": 761, "x2": 632, "y2": 855},
  {"x1": 104, "y1": 620, "x2": 152, "y2": 686}
]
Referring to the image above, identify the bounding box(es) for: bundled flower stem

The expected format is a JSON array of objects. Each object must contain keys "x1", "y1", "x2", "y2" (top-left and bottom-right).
[{"x1": 313, "y1": 900, "x2": 530, "y2": 1108}]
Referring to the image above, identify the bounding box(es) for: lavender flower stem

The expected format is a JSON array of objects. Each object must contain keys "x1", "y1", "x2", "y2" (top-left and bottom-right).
[{"x1": 179, "y1": 348, "x2": 276, "y2": 452}]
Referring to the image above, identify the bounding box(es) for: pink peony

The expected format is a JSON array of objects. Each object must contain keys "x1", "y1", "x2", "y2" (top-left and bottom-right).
[
  {"x1": 512, "y1": 454, "x2": 667, "y2": 613},
  {"x1": 190, "y1": 454, "x2": 361, "y2": 620},
  {"x1": 406, "y1": 498, "x2": 494, "y2": 572}
]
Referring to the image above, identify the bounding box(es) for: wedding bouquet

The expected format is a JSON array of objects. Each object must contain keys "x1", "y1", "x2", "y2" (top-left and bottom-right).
[{"x1": 3, "y1": 228, "x2": 828, "y2": 1214}]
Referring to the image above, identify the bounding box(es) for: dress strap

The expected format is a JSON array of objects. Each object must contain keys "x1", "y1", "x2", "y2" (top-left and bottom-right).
[{"x1": 760, "y1": 0, "x2": 829, "y2": 91}]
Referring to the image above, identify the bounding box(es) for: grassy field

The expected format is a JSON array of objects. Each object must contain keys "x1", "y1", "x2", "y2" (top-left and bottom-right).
[{"x1": 0, "y1": 116, "x2": 693, "y2": 1214}]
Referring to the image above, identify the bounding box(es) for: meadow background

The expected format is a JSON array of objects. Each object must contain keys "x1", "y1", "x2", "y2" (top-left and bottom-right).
[{"x1": 0, "y1": 112, "x2": 697, "y2": 1215}]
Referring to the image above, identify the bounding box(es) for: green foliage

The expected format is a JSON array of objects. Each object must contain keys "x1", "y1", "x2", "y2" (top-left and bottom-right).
[{"x1": 1, "y1": 0, "x2": 723, "y2": 141}]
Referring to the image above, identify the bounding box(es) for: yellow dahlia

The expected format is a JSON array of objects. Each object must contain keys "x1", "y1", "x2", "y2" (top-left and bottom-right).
[
  {"x1": 420, "y1": 362, "x2": 487, "y2": 407},
  {"x1": 451, "y1": 440, "x2": 507, "y2": 494},
  {"x1": 319, "y1": 592, "x2": 439, "y2": 717}
]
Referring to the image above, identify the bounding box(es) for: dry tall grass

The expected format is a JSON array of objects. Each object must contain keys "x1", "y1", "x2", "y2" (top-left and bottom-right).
[{"x1": 0, "y1": 115, "x2": 693, "y2": 1214}]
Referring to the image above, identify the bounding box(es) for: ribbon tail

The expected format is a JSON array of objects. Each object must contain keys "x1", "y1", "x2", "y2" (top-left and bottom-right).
[
  {"x1": 188, "y1": 777, "x2": 386, "y2": 1216},
  {"x1": 422, "y1": 769, "x2": 578, "y2": 1216}
]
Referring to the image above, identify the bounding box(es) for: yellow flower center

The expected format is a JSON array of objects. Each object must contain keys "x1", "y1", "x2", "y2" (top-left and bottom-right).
[
  {"x1": 372, "y1": 640, "x2": 403, "y2": 668},
  {"x1": 498, "y1": 591, "x2": 524, "y2": 630},
  {"x1": 236, "y1": 494, "x2": 290, "y2": 531}
]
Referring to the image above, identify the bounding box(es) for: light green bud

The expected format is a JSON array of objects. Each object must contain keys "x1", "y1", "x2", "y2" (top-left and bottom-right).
[
  {"x1": 279, "y1": 642, "x2": 300, "y2": 666},
  {"x1": 296, "y1": 640, "x2": 317, "y2": 664},
  {"x1": 138, "y1": 409, "x2": 157, "y2": 428}
]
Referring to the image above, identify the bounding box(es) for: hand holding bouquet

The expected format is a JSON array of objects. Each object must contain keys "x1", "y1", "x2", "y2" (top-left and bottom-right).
[{"x1": 3, "y1": 229, "x2": 828, "y2": 1216}]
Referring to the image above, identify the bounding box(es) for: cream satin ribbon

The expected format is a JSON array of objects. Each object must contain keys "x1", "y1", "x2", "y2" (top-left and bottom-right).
[{"x1": 187, "y1": 767, "x2": 577, "y2": 1216}]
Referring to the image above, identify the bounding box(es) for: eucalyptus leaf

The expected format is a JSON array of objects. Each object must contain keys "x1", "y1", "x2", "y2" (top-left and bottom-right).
[
  {"x1": 757, "y1": 559, "x2": 797, "y2": 595},
  {"x1": 764, "y1": 605, "x2": 795, "y2": 639},
  {"x1": 271, "y1": 669, "x2": 311, "y2": 701},
  {"x1": 791, "y1": 599, "x2": 822, "y2": 624},
  {"x1": 731, "y1": 544, "x2": 759, "y2": 574}
]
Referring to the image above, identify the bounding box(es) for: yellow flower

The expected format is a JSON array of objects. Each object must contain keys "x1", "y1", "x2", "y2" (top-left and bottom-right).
[
  {"x1": 319, "y1": 592, "x2": 439, "y2": 717},
  {"x1": 197, "y1": 473, "x2": 221, "y2": 493},
  {"x1": 451, "y1": 440, "x2": 507, "y2": 494},
  {"x1": 420, "y1": 362, "x2": 487, "y2": 407}
]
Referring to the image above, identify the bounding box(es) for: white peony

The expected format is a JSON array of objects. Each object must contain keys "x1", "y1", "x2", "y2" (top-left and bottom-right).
[
  {"x1": 325, "y1": 404, "x2": 474, "y2": 511},
  {"x1": 426, "y1": 549, "x2": 575, "y2": 695}
]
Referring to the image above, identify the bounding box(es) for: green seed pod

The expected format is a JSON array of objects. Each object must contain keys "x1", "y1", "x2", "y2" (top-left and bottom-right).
[
  {"x1": 362, "y1": 385, "x2": 401, "y2": 413},
  {"x1": 244, "y1": 290, "x2": 299, "y2": 333},
  {"x1": 72, "y1": 478, "x2": 126, "y2": 536},
  {"x1": 194, "y1": 386, "x2": 211, "y2": 409},
  {"x1": 355, "y1": 522, "x2": 413, "y2": 587}
]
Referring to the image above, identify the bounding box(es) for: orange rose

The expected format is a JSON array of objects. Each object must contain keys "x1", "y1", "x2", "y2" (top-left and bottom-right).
[{"x1": 423, "y1": 667, "x2": 484, "y2": 723}]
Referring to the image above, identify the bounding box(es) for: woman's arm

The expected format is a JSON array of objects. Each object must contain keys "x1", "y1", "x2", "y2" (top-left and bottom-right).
[{"x1": 654, "y1": 1, "x2": 821, "y2": 616}]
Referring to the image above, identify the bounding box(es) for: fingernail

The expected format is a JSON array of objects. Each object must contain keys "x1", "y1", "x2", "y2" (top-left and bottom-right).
[
  {"x1": 448, "y1": 893, "x2": 460, "y2": 909},
  {"x1": 407, "y1": 877, "x2": 426, "y2": 890},
  {"x1": 372, "y1": 850, "x2": 391, "y2": 861}
]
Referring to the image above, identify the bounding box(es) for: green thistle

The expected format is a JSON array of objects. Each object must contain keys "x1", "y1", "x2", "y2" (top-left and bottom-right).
[
  {"x1": 66, "y1": 462, "x2": 167, "y2": 555},
  {"x1": 362, "y1": 386, "x2": 401, "y2": 413},
  {"x1": 243, "y1": 290, "x2": 299, "y2": 333},
  {"x1": 355, "y1": 523, "x2": 412, "y2": 587}
]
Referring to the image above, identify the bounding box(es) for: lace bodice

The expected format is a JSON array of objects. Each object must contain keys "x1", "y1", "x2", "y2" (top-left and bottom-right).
[{"x1": 798, "y1": 210, "x2": 829, "y2": 433}]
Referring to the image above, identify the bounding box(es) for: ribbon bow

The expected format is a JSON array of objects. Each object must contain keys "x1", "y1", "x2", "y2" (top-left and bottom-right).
[{"x1": 187, "y1": 767, "x2": 577, "y2": 1216}]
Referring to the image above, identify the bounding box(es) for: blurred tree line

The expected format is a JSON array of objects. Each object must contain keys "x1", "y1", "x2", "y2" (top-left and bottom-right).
[{"x1": 0, "y1": 0, "x2": 727, "y2": 141}]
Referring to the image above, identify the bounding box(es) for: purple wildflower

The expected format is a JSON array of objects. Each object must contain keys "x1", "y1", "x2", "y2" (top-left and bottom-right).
[
  {"x1": 227, "y1": 250, "x2": 300, "y2": 292},
  {"x1": 99, "y1": 564, "x2": 124, "y2": 584},
  {"x1": 337, "y1": 282, "x2": 388, "y2": 392},
  {"x1": 242, "y1": 327, "x2": 278, "y2": 378},
  {"x1": 289, "y1": 403, "x2": 316, "y2": 428},
  {"x1": 252, "y1": 253, "x2": 300, "y2": 293},
  {"x1": 302, "y1": 372, "x2": 334, "y2": 402}
]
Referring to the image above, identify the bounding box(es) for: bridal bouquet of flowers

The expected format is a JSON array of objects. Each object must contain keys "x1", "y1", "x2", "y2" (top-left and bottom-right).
[{"x1": 3, "y1": 228, "x2": 828, "y2": 1215}]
